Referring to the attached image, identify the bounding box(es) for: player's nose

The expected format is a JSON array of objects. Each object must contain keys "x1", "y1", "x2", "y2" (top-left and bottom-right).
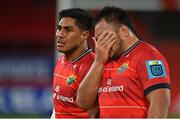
[{"x1": 56, "y1": 29, "x2": 65, "y2": 38}]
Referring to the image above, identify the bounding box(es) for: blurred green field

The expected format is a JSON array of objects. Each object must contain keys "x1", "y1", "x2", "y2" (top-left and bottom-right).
[
  {"x1": 0, "y1": 113, "x2": 179, "y2": 118},
  {"x1": 0, "y1": 114, "x2": 50, "y2": 118},
  {"x1": 168, "y1": 113, "x2": 180, "y2": 118}
]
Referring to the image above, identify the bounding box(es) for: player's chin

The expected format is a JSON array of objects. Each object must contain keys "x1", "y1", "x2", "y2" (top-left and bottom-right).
[
  {"x1": 109, "y1": 51, "x2": 119, "y2": 60},
  {"x1": 57, "y1": 47, "x2": 66, "y2": 53}
]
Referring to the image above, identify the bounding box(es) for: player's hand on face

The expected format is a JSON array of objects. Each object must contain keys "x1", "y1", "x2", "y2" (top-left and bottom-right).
[{"x1": 93, "y1": 31, "x2": 116, "y2": 64}]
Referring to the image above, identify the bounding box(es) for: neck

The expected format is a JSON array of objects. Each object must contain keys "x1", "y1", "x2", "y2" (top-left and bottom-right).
[{"x1": 65, "y1": 43, "x2": 88, "y2": 62}]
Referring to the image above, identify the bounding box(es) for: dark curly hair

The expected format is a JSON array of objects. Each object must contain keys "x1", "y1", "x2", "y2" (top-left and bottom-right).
[{"x1": 58, "y1": 8, "x2": 93, "y2": 31}]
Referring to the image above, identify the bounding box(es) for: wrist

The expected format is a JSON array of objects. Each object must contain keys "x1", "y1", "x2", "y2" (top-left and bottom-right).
[
  {"x1": 94, "y1": 59, "x2": 106, "y2": 67},
  {"x1": 94, "y1": 56, "x2": 108, "y2": 65}
]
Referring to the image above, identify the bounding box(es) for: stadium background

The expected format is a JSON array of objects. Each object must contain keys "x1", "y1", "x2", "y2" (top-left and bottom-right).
[{"x1": 0, "y1": 0, "x2": 180, "y2": 118}]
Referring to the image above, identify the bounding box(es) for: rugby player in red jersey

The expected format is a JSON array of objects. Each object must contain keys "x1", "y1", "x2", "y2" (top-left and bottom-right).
[
  {"x1": 77, "y1": 6, "x2": 170, "y2": 118},
  {"x1": 51, "y1": 8, "x2": 98, "y2": 118}
]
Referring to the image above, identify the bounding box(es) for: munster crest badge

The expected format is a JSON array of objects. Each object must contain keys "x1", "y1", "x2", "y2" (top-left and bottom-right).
[
  {"x1": 66, "y1": 75, "x2": 76, "y2": 85},
  {"x1": 118, "y1": 63, "x2": 129, "y2": 73}
]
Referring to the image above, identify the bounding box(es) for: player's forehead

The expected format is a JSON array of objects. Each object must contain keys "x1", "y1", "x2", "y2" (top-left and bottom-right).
[
  {"x1": 59, "y1": 17, "x2": 77, "y2": 27},
  {"x1": 95, "y1": 19, "x2": 114, "y2": 37}
]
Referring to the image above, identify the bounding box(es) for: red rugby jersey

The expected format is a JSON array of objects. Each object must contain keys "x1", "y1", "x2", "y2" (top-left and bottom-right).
[
  {"x1": 53, "y1": 49, "x2": 94, "y2": 118},
  {"x1": 98, "y1": 41, "x2": 170, "y2": 118}
]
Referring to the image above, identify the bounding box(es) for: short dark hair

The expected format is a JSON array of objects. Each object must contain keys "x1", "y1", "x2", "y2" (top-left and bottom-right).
[
  {"x1": 94, "y1": 6, "x2": 136, "y2": 34},
  {"x1": 58, "y1": 8, "x2": 93, "y2": 31}
]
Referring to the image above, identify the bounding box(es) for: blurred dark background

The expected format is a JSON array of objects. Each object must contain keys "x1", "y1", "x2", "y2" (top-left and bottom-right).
[
  {"x1": 0, "y1": 0, "x2": 180, "y2": 118},
  {"x1": 0, "y1": 0, "x2": 55, "y2": 118}
]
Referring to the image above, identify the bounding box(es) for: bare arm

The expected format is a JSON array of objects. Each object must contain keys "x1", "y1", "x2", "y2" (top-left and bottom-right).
[
  {"x1": 87, "y1": 102, "x2": 99, "y2": 118},
  {"x1": 77, "y1": 61, "x2": 104, "y2": 109},
  {"x1": 146, "y1": 88, "x2": 170, "y2": 118},
  {"x1": 77, "y1": 31, "x2": 116, "y2": 109}
]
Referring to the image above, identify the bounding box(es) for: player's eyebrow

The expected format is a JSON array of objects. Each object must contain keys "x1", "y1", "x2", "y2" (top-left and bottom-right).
[
  {"x1": 57, "y1": 25, "x2": 73, "y2": 30},
  {"x1": 57, "y1": 25, "x2": 61, "y2": 30}
]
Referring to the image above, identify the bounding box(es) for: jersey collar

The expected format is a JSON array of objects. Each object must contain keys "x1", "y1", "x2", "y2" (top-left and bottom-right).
[
  {"x1": 123, "y1": 40, "x2": 141, "y2": 56},
  {"x1": 72, "y1": 49, "x2": 92, "y2": 63}
]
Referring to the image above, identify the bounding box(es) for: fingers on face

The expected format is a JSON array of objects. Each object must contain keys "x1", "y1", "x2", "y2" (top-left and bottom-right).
[
  {"x1": 97, "y1": 31, "x2": 108, "y2": 43},
  {"x1": 107, "y1": 38, "x2": 116, "y2": 49},
  {"x1": 92, "y1": 37, "x2": 96, "y2": 44},
  {"x1": 104, "y1": 33, "x2": 116, "y2": 47},
  {"x1": 97, "y1": 31, "x2": 115, "y2": 47}
]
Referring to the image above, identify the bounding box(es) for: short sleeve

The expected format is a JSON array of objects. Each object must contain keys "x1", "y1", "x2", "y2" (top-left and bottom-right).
[{"x1": 136, "y1": 50, "x2": 171, "y2": 96}]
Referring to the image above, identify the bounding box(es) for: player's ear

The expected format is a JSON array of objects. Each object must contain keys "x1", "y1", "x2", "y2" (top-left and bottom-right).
[
  {"x1": 81, "y1": 31, "x2": 90, "y2": 42},
  {"x1": 118, "y1": 25, "x2": 129, "y2": 40}
]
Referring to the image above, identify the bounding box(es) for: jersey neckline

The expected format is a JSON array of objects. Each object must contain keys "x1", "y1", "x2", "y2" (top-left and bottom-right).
[
  {"x1": 123, "y1": 40, "x2": 142, "y2": 56},
  {"x1": 72, "y1": 49, "x2": 92, "y2": 63}
]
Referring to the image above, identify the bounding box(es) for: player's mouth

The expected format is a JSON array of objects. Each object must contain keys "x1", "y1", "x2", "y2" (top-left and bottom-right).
[{"x1": 57, "y1": 39, "x2": 65, "y2": 47}]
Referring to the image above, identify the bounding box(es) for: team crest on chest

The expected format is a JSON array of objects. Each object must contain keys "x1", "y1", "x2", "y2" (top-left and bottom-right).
[
  {"x1": 66, "y1": 75, "x2": 76, "y2": 85},
  {"x1": 118, "y1": 62, "x2": 129, "y2": 73}
]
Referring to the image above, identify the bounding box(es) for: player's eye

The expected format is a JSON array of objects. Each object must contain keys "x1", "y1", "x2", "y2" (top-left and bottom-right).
[
  {"x1": 65, "y1": 27, "x2": 73, "y2": 32},
  {"x1": 57, "y1": 25, "x2": 62, "y2": 30}
]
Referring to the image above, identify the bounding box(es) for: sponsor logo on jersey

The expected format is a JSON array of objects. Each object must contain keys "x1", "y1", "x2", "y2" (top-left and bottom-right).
[
  {"x1": 118, "y1": 62, "x2": 129, "y2": 73},
  {"x1": 53, "y1": 92, "x2": 56, "y2": 98},
  {"x1": 53, "y1": 85, "x2": 60, "y2": 98},
  {"x1": 107, "y1": 79, "x2": 112, "y2": 85},
  {"x1": 98, "y1": 85, "x2": 124, "y2": 93},
  {"x1": 99, "y1": 79, "x2": 124, "y2": 93},
  {"x1": 57, "y1": 95, "x2": 73, "y2": 103},
  {"x1": 53, "y1": 85, "x2": 74, "y2": 103},
  {"x1": 146, "y1": 60, "x2": 167, "y2": 79},
  {"x1": 55, "y1": 85, "x2": 60, "y2": 92},
  {"x1": 66, "y1": 75, "x2": 76, "y2": 85}
]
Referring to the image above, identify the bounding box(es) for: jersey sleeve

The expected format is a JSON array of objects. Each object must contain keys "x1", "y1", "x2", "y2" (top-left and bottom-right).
[{"x1": 136, "y1": 49, "x2": 171, "y2": 96}]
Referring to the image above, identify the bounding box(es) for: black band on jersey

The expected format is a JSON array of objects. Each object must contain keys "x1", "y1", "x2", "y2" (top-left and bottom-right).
[
  {"x1": 144, "y1": 83, "x2": 171, "y2": 96},
  {"x1": 72, "y1": 49, "x2": 92, "y2": 63},
  {"x1": 123, "y1": 40, "x2": 141, "y2": 56}
]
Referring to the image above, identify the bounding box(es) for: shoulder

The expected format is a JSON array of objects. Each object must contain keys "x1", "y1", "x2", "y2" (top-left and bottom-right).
[
  {"x1": 54, "y1": 55, "x2": 66, "y2": 71},
  {"x1": 85, "y1": 51, "x2": 95, "y2": 62},
  {"x1": 56, "y1": 55, "x2": 65, "y2": 63},
  {"x1": 137, "y1": 41, "x2": 166, "y2": 60},
  {"x1": 77, "y1": 51, "x2": 95, "y2": 65},
  {"x1": 76, "y1": 52, "x2": 95, "y2": 73},
  {"x1": 133, "y1": 41, "x2": 169, "y2": 75},
  {"x1": 137, "y1": 41, "x2": 158, "y2": 53}
]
